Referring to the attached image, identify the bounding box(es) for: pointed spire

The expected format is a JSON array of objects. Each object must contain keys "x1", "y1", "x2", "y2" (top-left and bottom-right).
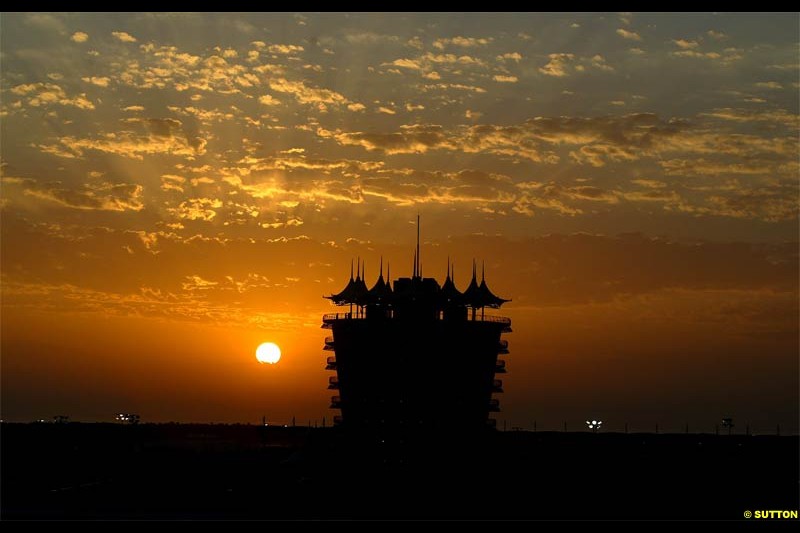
[
  {"x1": 416, "y1": 214, "x2": 420, "y2": 278},
  {"x1": 363, "y1": 260, "x2": 366, "y2": 282},
  {"x1": 482, "y1": 260, "x2": 485, "y2": 282},
  {"x1": 472, "y1": 259, "x2": 477, "y2": 282},
  {"x1": 446, "y1": 255, "x2": 450, "y2": 280},
  {"x1": 379, "y1": 256, "x2": 384, "y2": 280},
  {"x1": 412, "y1": 249, "x2": 417, "y2": 278},
  {"x1": 350, "y1": 258, "x2": 354, "y2": 281},
  {"x1": 356, "y1": 257, "x2": 361, "y2": 280}
]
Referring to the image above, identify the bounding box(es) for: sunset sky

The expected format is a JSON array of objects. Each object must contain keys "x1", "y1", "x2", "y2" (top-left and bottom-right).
[{"x1": 1, "y1": 13, "x2": 797, "y2": 432}]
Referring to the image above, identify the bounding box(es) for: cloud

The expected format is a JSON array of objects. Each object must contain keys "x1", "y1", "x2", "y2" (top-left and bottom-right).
[
  {"x1": 182, "y1": 275, "x2": 218, "y2": 291},
  {"x1": 616, "y1": 28, "x2": 641, "y2": 41},
  {"x1": 755, "y1": 81, "x2": 783, "y2": 90},
  {"x1": 318, "y1": 114, "x2": 677, "y2": 164},
  {"x1": 161, "y1": 174, "x2": 186, "y2": 192},
  {"x1": 590, "y1": 54, "x2": 614, "y2": 72},
  {"x1": 71, "y1": 31, "x2": 88, "y2": 43},
  {"x1": 631, "y1": 179, "x2": 667, "y2": 189},
  {"x1": 258, "y1": 94, "x2": 281, "y2": 106},
  {"x1": 267, "y1": 44, "x2": 304, "y2": 54},
  {"x1": 701, "y1": 108, "x2": 799, "y2": 128},
  {"x1": 388, "y1": 58, "x2": 423, "y2": 70},
  {"x1": 22, "y1": 181, "x2": 144, "y2": 212},
  {"x1": 538, "y1": 53, "x2": 611, "y2": 77},
  {"x1": 493, "y1": 74, "x2": 518, "y2": 83},
  {"x1": 168, "y1": 198, "x2": 223, "y2": 221},
  {"x1": 433, "y1": 36, "x2": 492, "y2": 49},
  {"x1": 344, "y1": 32, "x2": 400, "y2": 45},
  {"x1": 10, "y1": 83, "x2": 94, "y2": 109},
  {"x1": 539, "y1": 53, "x2": 575, "y2": 77},
  {"x1": 81, "y1": 76, "x2": 111, "y2": 87},
  {"x1": 111, "y1": 31, "x2": 137, "y2": 43},
  {"x1": 704, "y1": 183, "x2": 799, "y2": 222},
  {"x1": 268, "y1": 78, "x2": 348, "y2": 105},
  {"x1": 44, "y1": 118, "x2": 207, "y2": 161},
  {"x1": 497, "y1": 52, "x2": 522, "y2": 62},
  {"x1": 673, "y1": 39, "x2": 699, "y2": 49}
]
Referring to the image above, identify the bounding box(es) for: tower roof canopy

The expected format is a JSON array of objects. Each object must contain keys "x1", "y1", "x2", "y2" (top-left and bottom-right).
[
  {"x1": 440, "y1": 259, "x2": 465, "y2": 305},
  {"x1": 326, "y1": 259, "x2": 369, "y2": 305},
  {"x1": 478, "y1": 279, "x2": 510, "y2": 308},
  {"x1": 463, "y1": 260, "x2": 510, "y2": 309},
  {"x1": 368, "y1": 258, "x2": 393, "y2": 303}
]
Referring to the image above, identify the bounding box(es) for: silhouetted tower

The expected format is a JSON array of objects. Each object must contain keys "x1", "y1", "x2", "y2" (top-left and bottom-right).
[{"x1": 322, "y1": 217, "x2": 511, "y2": 434}]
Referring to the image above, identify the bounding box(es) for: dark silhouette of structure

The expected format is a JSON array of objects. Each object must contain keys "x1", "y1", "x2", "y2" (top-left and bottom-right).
[{"x1": 322, "y1": 217, "x2": 511, "y2": 433}]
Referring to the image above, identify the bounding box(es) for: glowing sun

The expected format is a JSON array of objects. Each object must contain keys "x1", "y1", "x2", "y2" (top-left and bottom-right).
[{"x1": 256, "y1": 342, "x2": 281, "y2": 364}]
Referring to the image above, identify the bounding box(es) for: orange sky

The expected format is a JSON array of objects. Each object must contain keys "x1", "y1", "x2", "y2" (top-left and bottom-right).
[{"x1": 1, "y1": 13, "x2": 798, "y2": 432}]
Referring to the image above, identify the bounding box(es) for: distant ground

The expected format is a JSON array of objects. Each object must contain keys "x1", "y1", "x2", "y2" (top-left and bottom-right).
[{"x1": 1, "y1": 423, "x2": 797, "y2": 520}]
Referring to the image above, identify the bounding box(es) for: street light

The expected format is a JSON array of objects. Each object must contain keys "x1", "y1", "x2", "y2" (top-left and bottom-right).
[{"x1": 586, "y1": 419, "x2": 603, "y2": 433}]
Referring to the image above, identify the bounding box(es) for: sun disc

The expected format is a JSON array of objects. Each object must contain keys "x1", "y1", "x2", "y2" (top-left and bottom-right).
[{"x1": 256, "y1": 342, "x2": 281, "y2": 364}]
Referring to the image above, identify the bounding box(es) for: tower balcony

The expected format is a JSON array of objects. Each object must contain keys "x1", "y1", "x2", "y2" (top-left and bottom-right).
[
  {"x1": 330, "y1": 395, "x2": 342, "y2": 409},
  {"x1": 322, "y1": 312, "x2": 366, "y2": 327},
  {"x1": 328, "y1": 376, "x2": 339, "y2": 390},
  {"x1": 322, "y1": 312, "x2": 511, "y2": 330},
  {"x1": 492, "y1": 379, "x2": 503, "y2": 393},
  {"x1": 323, "y1": 336, "x2": 335, "y2": 351},
  {"x1": 325, "y1": 356, "x2": 337, "y2": 370},
  {"x1": 495, "y1": 359, "x2": 506, "y2": 373},
  {"x1": 497, "y1": 339, "x2": 509, "y2": 354},
  {"x1": 333, "y1": 415, "x2": 343, "y2": 426},
  {"x1": 488, "y1": 398, "x2": 500, "y2": 412}
]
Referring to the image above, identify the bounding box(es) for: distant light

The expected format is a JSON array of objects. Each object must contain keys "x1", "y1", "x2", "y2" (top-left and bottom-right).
[{"x1": 587, "y1": 419, "x2": 603, "y2": 431}]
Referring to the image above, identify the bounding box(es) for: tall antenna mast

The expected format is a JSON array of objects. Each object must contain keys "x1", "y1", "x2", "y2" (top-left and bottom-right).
[{"x1": 416, "y1": 214, "x2": 420, "y2": 278}]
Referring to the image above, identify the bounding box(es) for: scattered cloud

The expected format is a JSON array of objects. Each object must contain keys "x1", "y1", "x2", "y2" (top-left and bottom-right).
[
  {"x1": 616, "y1": 28, "x2": 641, "y2": 41},
  {"x1": 539, "y1": 53, "x2": 575, "y2": 77},
  {"x1": 82, "y1": 76, "x2": 111, "y2": 87},
  {"x1": 11, "y1": 82, "x2": 95, "y2": 109},
  {"x1": 673, "y1": 39, "x2": 699, "y2": 49},
  {"x1": 433, "y1": 36, "x2": 492, "y2": 49},
  {"x1": 111, "y1": 31, "x2": 137, "y2": 43},
  {"x1": 22, "y1": 181, "x2": 144, "y2": 212}
]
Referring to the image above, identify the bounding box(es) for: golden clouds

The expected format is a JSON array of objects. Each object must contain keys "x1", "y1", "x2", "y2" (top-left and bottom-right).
[
  {"x1": 616, "y1": 28, "x2": 642, "y2": 41},
  {"x1": 71, "y1": 31, "x2": 89, "y2": 43},
  {"x1": 14, "y1": 180, "x2": 144, "y2": 212},
  {"x1": 40, "y1": 117, "x2": 207, "y2": 161},
  {"x1": 10, "y1": 83, "x2": 94, "y2": 109},
  {"x1": 539, "y1": 53, "x2": 615, "y2": 77},
  {"x1": 111, "y1": 31, "x2": 137, "y2": 43},
  {"x1": 267, "y1": 78, "x2": 348, "y2": 106},
  {"x1": 432, "y1": 36, "x2": 492, "y2": 49},
  {"x1": 539, "y1": 53, "x2": 575, "y2": 77},
  {"x1": 82, "y1": 76, "x2": 111, "y2": 87},
  {"x1": 169, "y1": 198, "x2": 223, "y2": 221},
  {"x1": 258, "y1": 94, "x2": 281, "y2": 106}
]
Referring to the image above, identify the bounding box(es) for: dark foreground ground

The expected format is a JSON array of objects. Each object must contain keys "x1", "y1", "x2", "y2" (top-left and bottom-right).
[{"x1": 1, "y1": 423, "x2": 797, "y2": 520}]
